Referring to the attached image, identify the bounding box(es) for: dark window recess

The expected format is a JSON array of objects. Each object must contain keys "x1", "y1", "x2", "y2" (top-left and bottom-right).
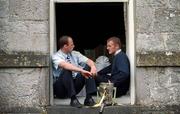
[{"x1": 55, "y1": 3, "x2": 126, "y2": 60}]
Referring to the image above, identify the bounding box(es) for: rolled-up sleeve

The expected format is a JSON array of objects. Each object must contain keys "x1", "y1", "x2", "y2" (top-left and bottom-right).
[
  {"x1": 52, "y1": 54, "x2": 64, "y2": 70},
  {"x1": 75, "y1": 51, "x2": 88, "y2": 64}
]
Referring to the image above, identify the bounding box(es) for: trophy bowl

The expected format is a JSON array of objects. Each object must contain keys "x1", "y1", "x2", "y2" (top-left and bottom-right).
[{"x1": 97, "y1": 82, "x2": 116, "y2": 105}]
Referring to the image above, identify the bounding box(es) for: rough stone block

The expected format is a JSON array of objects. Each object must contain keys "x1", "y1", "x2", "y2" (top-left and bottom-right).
[
  {"x1": 154, "y1": 0, "x2": 180, "y2": 9},
  {"x1": 9, "y1": 0, "x2": 49, "y2": 21},
  {"x1": 5, "y1": 21, "x2": 29, "y2": 32},
  {"x1": 136, "y1": 7, "x2": 180, "y2": 33},
  {"x1": 136, "y1": 33, "x2": 180, "y2": 52},
  {"x1": 0, "y1": 31, "x2": 49, "y2": 53},
  {"x1": 136, "y1": 67, "x2": 180, "y2": 105},
  {"x1": 154, "y1": 8, "x2": 180, "y2": 33},
  {"x1": 0, "y1": 18, "x2": 8, "y2": 29},
  {"x1": 136, "y1": 0, "x2": 180, "y2": 9},
  {"x1": 28, "y1": 21, "x2": 48, "y2": 34},
  {"x1": 136, "y1": 33, "x2": 164, "y2": 52},
  {"x1": 0, "y1": 31, "x2": 8, "y2": 52},
  {"x1": 136, "y1": 6, "x2": 155, "y2": 33},
  {"x1": 165, "y1": 33, "x2": 180, "y2": 51},
  {"x1": 136, "y1": 0, "x2": 154, "y2": 7},
  {"x1": 3, "y1": 21, "x2": 48, "y2": 33},
  {"x1": 0, "y1": 0, "x2": 9, "y2": 18},
  {"x1": 136, "y1": 68, "x2": 151, "y2": 105},
  {"x1": 0, "y1": 68, "x2": 49, "y2": 112}
]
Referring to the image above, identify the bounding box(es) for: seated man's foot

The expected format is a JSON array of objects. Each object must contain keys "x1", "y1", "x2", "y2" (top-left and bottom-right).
[
  {"x1": 70, "y1": 98, "x2": 83, "y2": 108},
  {"x1": 84, "y1": 97, "x2": 96, "y2": 106}
]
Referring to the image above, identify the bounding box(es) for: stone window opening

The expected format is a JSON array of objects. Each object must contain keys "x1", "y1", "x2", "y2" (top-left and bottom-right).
[{"x1": 50, "y1": 0, "x2": 135, "y2": 106}]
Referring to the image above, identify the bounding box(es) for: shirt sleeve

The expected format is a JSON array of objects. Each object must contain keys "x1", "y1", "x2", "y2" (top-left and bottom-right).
[
  {"x1": 75, "y1": 51, "x2": 88, "y2": 64},
  {"x1": 52, "y1": 54, "x2": 65, "y2": 70}
]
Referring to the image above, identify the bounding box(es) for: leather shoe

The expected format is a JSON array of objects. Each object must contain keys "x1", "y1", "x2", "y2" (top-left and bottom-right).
[
  {"x1": 84, "y1": 98, "x2": 96, "y2": 106},
  {"x1": 70, "y1": 98, "x2": 83, "y2": 108}
]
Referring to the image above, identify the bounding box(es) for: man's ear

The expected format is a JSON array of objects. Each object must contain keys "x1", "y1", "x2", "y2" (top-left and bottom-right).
[
  {"x1": 64, "y1": 44, "x2": 68, "y2": 48},
  {"x1": 115, "y1": 44, "x2": 119, "y2": 50}
]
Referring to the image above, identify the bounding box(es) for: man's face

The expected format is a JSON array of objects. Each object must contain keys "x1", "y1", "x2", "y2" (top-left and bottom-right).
[
  {"x1": 64, "y1": 37, "x2": 75, "y2": 53},
  {"x1": 106, "y1": 41, "x2": 118, "y2": 55}
]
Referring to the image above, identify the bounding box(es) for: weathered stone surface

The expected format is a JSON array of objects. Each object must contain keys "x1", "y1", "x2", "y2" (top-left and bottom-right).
[
  {"x1": 136, "y1": 33, "x2": 180, "y2": 52},
  {"x1": 154, "y1": 8, "x2": 180, "y2": 33},
  {"x1": 0, "y1": 52, "x2": 49, "y2": 67},
  {"x1": 136, "y1": 51, "x2": 180, "y2": 66},
  {"x1": 0, "y1": 0, "x2": 50, "y2": 112},
  {"x1": 136, "y1": 33, "x2": 165, "y2": 52},
  {"x1": 0, "y1": 0, "x2": 9, "y2": 18},
  {"x1": 0, "y1": 20, "x2": 49, "y2": 53},
  {"x1": 28, "y1": 21, "x2": 49, "y2": 34},
  {"x1": 136, "y1": 0, "x2": 180, "y2": 9},
  {"x1": 4, "y1": 21, "x2": 48, "y2": 34},
  {"x1": 136, "y1": 7, "x2": 180, "y2": 33},
  {"x1": 0, "y1": 31, "x2": 8, "y2": 52},
  {"x1": 47, "y1": 105, "x2": 180, "y2": 114},
  {"x1": 136, "y1": 6, "x2": 155, "y2": 33},
  {"x1": 165, "y1": 33, "x2": 180, "y2": 51},
  {"x1": 0, "y1": 31, "x2": 49, "y2": 53},
  {"x1": 136, "y1": 67, "x2": 180, "y2": 105},
  {"x1": 1, "y1": 21, "x2": 48, "y2": 33},
  {"x1": 0, "y1": 1, "x2": 49, "y2": 53},
  {"x1": 0, "y1": 18, "x2": 8, "y2": 29},
  {"x1": 0, "y1": 68, "x2": 49, "y2": 113},
  {"x1": 9, "y1": 0, "x2": 49, "y2": 21}
]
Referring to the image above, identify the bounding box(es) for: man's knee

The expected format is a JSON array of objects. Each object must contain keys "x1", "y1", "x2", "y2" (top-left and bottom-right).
[
  {"x1": 60, "y1": 69, "x2": 73, "y2": 78},
  {"x1": 61, "y1": 69, "x2": 71, "y2": 74}
]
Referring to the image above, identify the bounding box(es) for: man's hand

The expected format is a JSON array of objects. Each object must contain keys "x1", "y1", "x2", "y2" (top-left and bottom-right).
[
  {"x1": 87, "y1": 59, "x2": 97, "y2": 77},
  {"x1": 90, "y1": 66, "x2": 97, "y2": 77},
  {"x1": 81, "y1": 70, "x2": 92, "y2": 79}
]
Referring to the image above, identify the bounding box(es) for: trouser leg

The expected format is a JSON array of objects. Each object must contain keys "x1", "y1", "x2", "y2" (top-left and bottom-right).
[
  {"x1": 54, "y1": 69, "x2": 76, "y2": 98},
  {"x1": 85, "y1": 77, "x2": 97, "y2": 94},
  {"x1": 53, "y1": 77, "x2": 67, "y2": 98},
  {"x1": 74, "y1": 74, "x2": 85, "y2": 94},
  {"x1": 74, "y1": 73, "x2": 97, "y2": 95},
  {"x1": 95, "y1": 74, "x2": 111, "y2": 86},
  {"x1": 114, "y1": 79, "x2": 130, "y2": 97},
  {"x1": 84, "y1": 65, "x2": 97, "y2": 94}
]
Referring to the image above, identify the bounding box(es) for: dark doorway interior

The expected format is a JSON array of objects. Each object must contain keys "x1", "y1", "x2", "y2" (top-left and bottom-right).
[{"x1": 55, "y1": 3, "x2": 126, "y2": 60}]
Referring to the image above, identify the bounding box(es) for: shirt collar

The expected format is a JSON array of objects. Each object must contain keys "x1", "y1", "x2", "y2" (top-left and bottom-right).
[
  {"x1": 58, "y1": 49, "x2": 72, "y2": 58},
  {"x1": 58, "y1": 50, "x2": 68, "y2": 57},
  {"x1": 114, "y1": 49, "x2": 121, "y2": 55}
]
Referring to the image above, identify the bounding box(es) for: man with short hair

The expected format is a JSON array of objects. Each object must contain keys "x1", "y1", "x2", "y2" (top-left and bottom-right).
[
  {"x1": 96, "y1": 36, "x2": 130, "y2": 97},
  {"x1": 52, "y1": 35, "x2": 97, "y2": 108}
]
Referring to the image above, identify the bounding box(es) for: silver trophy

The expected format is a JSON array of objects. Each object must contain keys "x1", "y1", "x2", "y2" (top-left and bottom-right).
[{"x1": 94, "y1": 82, "x2": 117, "y2": 113}]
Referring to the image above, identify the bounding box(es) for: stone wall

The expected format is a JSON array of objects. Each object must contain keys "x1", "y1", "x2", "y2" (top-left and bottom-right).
[
  {"x1": 136, "y1": 0, "x2": 180, "y2": 105},
  {"x1": 0, "y1": 0, "x2": 180, "y2": 112},
  {"x1": 0, "y1": 0, "x2": 49, "y2": 113}
]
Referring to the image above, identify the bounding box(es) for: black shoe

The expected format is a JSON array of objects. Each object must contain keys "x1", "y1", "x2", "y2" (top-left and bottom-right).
[
  {"x1": 84, "y1": 98, "x2": 96, "y2": 106},
  {"x1": 70, "y1": 98, "x2": 83, "y2": 108}
]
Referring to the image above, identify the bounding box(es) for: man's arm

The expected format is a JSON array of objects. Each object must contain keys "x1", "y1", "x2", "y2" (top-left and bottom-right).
[
  {"x1": 86, "y1": 59, "x2": 97, "y2": 76},
  {"x1": 111, "y1": 54, "x2": 130, "y2": 84},
  {"x1": 97, "y1": 65, "x2": 111, "y2": 75},
  {"x1": 59, "y1": 61, "x2": 92, "y2": 78}
]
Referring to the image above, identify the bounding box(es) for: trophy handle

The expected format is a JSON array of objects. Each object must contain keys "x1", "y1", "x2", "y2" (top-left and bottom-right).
[
  {"x1": 97, "y1": 87, "x2": 100, "y2": 101},
  {"x1": 113, "y1": 87, "x2": 116, "y2": 101}
]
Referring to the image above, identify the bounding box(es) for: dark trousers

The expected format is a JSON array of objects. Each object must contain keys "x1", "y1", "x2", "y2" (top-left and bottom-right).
[
  {"x1": 95, "y1": 74, "x2": 129, "y2": 97},
  {"x1": 54, "y1": 68, "x2": 97, "y2": 98}
]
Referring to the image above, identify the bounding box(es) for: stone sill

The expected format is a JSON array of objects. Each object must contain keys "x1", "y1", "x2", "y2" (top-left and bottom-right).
[
  {"x1": 137, "y1": 51, "x2": 180, "y2": 67},
  {"x1": 0, "y1": 51, "x2": 49, "y2": 68},
  {"x1": 47, "y1": 105, "x2": 180, "y2": 114}
]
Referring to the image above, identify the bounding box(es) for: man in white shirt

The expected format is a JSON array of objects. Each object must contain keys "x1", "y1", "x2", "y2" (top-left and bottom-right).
[{"x1": 52, "y1": 36, "x2": 97, "y2": 108}]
